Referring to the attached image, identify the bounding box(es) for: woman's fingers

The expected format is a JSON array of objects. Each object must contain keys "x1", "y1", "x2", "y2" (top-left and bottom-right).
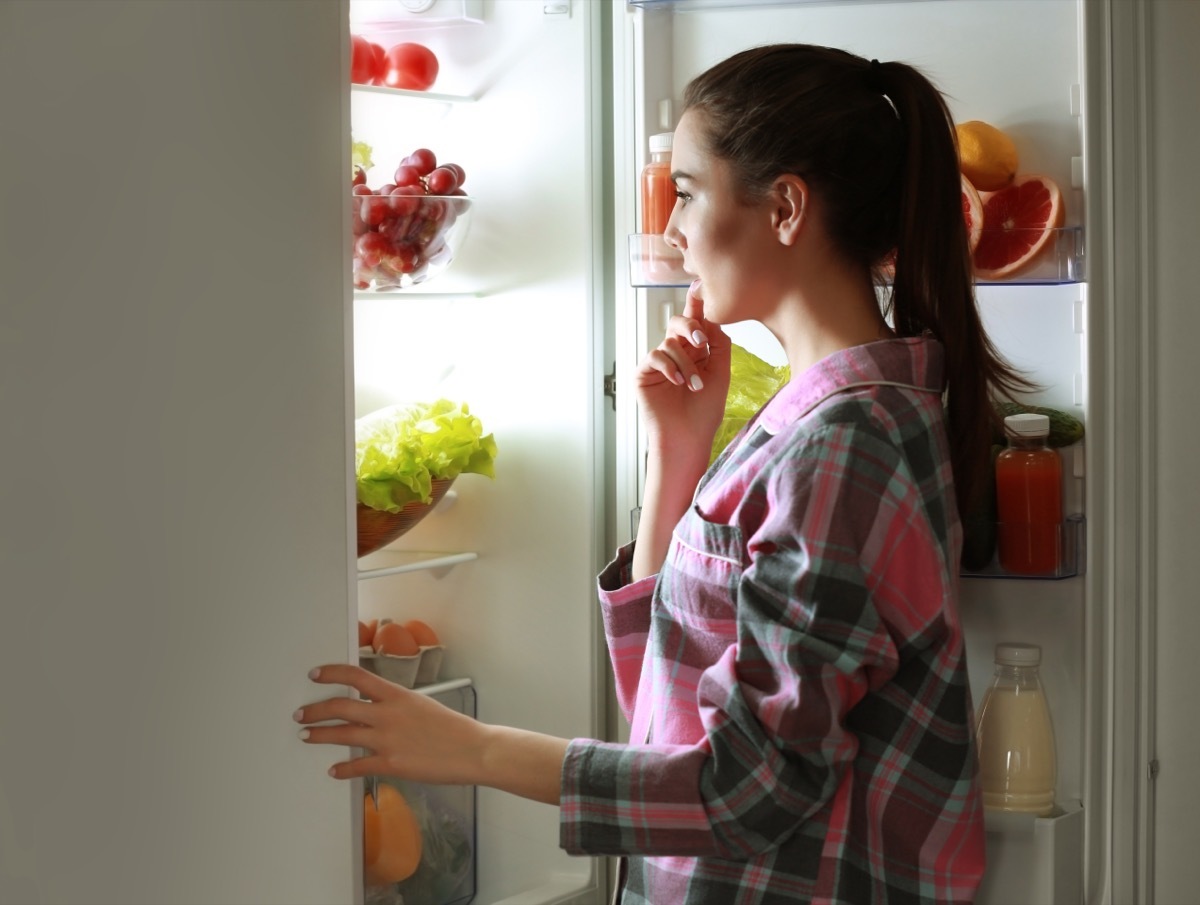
[
  {"x1": 297, "y1": 722, "x2": 376, "y2": 751},
  {"x1": 294, "y1": 694, "x2": 376, "y2": 727},
  {"x1": 307, "y1": 663, "x2": 399, "y2": 702},
  {"x1": 327, "y1": 753, "x2": 391, "y2": 781},
  {"x1": 641, "y1": 338, "x2": 706, "y2": 390}
]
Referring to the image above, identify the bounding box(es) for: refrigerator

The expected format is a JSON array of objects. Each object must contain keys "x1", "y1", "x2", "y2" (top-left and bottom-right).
[{"x1": 2, "y1": 1, "x2": 1198, "y2": 904}]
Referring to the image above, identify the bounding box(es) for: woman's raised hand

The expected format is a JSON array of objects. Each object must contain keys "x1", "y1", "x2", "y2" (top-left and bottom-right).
[{"x1": 635, "y1": 279, "x2": 731, "y2": 457}]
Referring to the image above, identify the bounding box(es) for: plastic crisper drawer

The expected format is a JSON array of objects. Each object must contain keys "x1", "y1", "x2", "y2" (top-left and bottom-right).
[{"x1": 366, "y1": 679, "x2": 477, "y2": 905}]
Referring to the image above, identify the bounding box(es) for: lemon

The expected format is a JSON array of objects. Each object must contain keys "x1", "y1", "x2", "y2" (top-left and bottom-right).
[{"x1": 955, "y1": 121, "x2": 1019, "y2": 192}]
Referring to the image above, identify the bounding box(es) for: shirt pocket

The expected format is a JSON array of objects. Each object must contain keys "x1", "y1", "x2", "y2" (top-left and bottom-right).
[{"x1": 659, "y1": 504, "x2": 745, "y2": 634}]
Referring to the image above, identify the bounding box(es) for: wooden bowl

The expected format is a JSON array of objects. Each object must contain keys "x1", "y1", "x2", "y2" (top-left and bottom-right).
[{"x1": 356, "y1": 476, "x2": 454, "y2": 558}]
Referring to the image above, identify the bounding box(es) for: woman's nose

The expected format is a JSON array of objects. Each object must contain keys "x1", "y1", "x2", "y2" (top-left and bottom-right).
[{"x1": 663, "y1": 213, "x2": 683, "y2": 250}]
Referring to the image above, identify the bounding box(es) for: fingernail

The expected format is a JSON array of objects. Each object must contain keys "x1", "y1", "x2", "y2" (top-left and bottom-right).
[
  {"x1": 690, "y1": 278, "x2": 702, "y2": 291},
  {"x1": 308, "y1": 668, "x2": 320, "y2": 680},
  {"x1": 292, "y1": 708, "x2": 304, "y2": 722},
  {"x1": 298, "y1": 729, "x2": 310, "y2": 740},
  {"x1": 327, "y1": 766, "x2": 338, "y2": 778},
  {"x1": 691, "y1": 330, "x2": 707, "y2": 346},
  {"x1": 690, "y1": 374, "x2": 704, "y2": 391}
]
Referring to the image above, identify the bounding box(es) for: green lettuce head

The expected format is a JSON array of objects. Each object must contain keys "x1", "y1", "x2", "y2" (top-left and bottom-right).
[{"x1": 355, "y1": 399, "x2": 497, "y2": 512}]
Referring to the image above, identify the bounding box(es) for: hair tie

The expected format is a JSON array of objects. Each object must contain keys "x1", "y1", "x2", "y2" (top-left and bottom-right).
[{"x1": 868, "y1": 58, "x2": 885, "y2": 93}]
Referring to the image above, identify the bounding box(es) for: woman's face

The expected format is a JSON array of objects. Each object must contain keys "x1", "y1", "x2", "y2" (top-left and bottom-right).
[{"x1": 663, "y1": 110, "x2": 779, "y2": 325}]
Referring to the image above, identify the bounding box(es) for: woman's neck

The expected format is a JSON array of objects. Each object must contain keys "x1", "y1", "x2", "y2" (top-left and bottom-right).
[{"x1": 765, "y1": 263, "x2": 893, "y2": 375}]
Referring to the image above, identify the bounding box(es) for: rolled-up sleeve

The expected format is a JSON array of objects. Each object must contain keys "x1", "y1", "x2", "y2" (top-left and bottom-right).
[{"x1": 596, "y1": 543, "x2": 656, "y2": 725}]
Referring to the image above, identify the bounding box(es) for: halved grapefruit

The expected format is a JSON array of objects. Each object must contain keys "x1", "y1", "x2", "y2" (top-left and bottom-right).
[
  {"x1": 962, "y1": 174, "x2": 984, "y2": 254},
  {"x1": 972, "y1": 174, "x2": 1065, "y2": 281}
]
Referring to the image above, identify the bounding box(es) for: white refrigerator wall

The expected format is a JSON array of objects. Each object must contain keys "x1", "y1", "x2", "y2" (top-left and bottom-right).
[
  {"x1": 349, "y1": 1, "x2": 608, "y2": 901},
  {"x1": 614, "y1": 1, "x2": 1095, "y2": 902},
  {"x1": 0, "y1": 1, "x2": 358, "y2": 903}
]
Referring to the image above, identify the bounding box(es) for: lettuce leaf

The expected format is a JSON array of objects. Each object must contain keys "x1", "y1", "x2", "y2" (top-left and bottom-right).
[
  {"x1": 710, "y1": 344, "x2": 790, "y2": 464},
  {"x1": 352, "y1": 138, "x2": 374, "y2": 175},
  {"x1": 355, "y1": 399, "x2": 497, "y2": 512}
]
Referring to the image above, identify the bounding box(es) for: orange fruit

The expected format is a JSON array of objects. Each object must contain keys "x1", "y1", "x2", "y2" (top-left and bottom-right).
[
  {"x1": 956, "y1": 120, "x2": 1019, "y2": 192},
  {"x1": 362, "y1": 791, "x2": 382, "y2": 867},
  {"x1": 972, "y1": 174, "x2": 1065, "y2": 281},
  {"x1": 402, "y1": 619, "x2": 440, "y2": 647},
  {"x1": 373, "y1": 621, "x2": 419, "y2": 657},
  {"x1": 363, "y1": 784, "x2": 422, "y2": 886},
  {"x1": 961, "y1": 174, "x2": 983, "y2": 253},
  {"x1": 358, "y1": 619, "x2": 378, "y2": 648}
]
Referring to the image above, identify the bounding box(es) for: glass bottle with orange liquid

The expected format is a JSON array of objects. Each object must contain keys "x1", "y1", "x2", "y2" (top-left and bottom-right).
[
  {"x1": 996, "y1": 412, "x2": 1063, "y2": 575},
  {"x1": 640, "y1": 132, "x2": 674, "y2": 234}
]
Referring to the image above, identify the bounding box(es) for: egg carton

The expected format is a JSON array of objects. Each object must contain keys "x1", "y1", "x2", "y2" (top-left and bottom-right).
[{"x1": 360, "y1": 645, "x2": 445, "y2": 688}]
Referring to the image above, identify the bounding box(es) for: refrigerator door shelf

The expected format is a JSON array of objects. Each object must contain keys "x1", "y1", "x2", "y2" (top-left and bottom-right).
[
  {"x1": 628, "y1": 228, "x2": 1084, "y2": 288},
  {"x1": 358, "y1": 550, "x2": 479, "y2": 581},
  {"x1": 961, "y1": 513, "x2": 1085, "y2": 581},
  {"x1": 978, "y1": 799, "x2": 1083, "y2": 905}
]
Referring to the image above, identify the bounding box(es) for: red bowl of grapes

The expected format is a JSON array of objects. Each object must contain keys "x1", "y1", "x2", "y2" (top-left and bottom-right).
[{"x1": 351, "y1": 148, "x2": 474, "y2": 291}]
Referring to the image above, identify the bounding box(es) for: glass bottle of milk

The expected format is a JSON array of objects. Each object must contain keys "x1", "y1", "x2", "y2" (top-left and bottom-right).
[{"x1": 975, "y1": 642, "x2": 1057, "y2": 816}]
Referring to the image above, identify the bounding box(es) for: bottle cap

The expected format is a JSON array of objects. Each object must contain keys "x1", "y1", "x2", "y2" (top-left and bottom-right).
[
  {"x1": 649, "y1": 132, "x2": 674, "y2": 153},
  {"x1": 1004, "y1": 412, "x2": 1050, "y2": 438},
  {"x1": 995, "y1": 642, "x2": 1042, "y2": 667}
]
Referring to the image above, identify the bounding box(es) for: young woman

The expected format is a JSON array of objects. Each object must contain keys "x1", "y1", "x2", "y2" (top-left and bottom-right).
[{"x1": 297, "y1": 44, "x2": 1030, "y2": 903}]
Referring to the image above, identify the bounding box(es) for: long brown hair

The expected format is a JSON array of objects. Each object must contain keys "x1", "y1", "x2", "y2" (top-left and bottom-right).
[{"x1": 682, "y1": 44, "x2": 1033, "y2": 521}]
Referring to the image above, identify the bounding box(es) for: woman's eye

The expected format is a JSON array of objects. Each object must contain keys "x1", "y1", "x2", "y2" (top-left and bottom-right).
[{"x1": 674, "y1": 190, "x2": 691, "y2": 204}]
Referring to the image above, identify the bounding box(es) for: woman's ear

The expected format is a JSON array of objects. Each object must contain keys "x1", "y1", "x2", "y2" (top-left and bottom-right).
[{"x1": 770, "y1": 174, "x2": 808, "y2": 246}]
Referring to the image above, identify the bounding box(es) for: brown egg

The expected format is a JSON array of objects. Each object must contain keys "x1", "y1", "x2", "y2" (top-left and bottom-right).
[
  {"x1": 402, "y1": 619, "x2": 440, "y2": 647},
  {"x1": 373, "y1": 622, "x2": 419, "y2": 657}
]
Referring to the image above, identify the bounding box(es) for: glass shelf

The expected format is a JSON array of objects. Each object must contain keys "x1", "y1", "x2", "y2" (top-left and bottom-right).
[
  {"x1": 358, "y1": 550, "x2": 478, "y2": 581},
  {"x1": 351, "y1": 83, "x2": 477, "y2": 104},
  {"x1": 961, "y1": 514, "x2": 1085, "y2": 581},
  {"x1": 353, "y1": 290, "x2": 485, "y2": 300},
  {"x1": 628, "y1": 228, "x2": 1084, "y2": 288}
]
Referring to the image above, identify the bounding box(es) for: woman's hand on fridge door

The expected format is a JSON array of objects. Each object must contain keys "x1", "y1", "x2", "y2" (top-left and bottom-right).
[{"x1": 296, "y1": 664, "x2": 568, "y2": 806}]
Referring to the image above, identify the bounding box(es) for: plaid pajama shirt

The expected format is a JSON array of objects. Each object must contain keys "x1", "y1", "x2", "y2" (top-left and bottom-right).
[{"x1": 561, "y1": 336, "x2": 986, "y2": 903}]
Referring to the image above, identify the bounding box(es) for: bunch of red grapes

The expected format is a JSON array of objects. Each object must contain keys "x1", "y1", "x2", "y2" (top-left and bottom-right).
[{"x1": 352, "y1": 148, "x2": 470, "y2": 290}]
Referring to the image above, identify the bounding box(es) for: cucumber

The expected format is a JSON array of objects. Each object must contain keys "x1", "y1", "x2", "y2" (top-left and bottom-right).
[{"x1": 993, "y1": 401, "x2": 1085, "y2": 448}]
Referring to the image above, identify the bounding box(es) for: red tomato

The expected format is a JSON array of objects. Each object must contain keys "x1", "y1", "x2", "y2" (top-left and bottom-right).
[
  {"x1": 381, "y1": 43, "x2": 439, "y2": 92},
  {"x1": 351, "y1": 35, "x2": 376, "y2": 85},
  {"x1": 369, "y1": 42, "x2": 387, "y2": 85}
]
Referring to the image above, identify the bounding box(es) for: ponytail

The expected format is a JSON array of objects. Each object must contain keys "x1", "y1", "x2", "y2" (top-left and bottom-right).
[{"x1": 879, "y1": 61, "x2": 1035, "y2": 518}]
